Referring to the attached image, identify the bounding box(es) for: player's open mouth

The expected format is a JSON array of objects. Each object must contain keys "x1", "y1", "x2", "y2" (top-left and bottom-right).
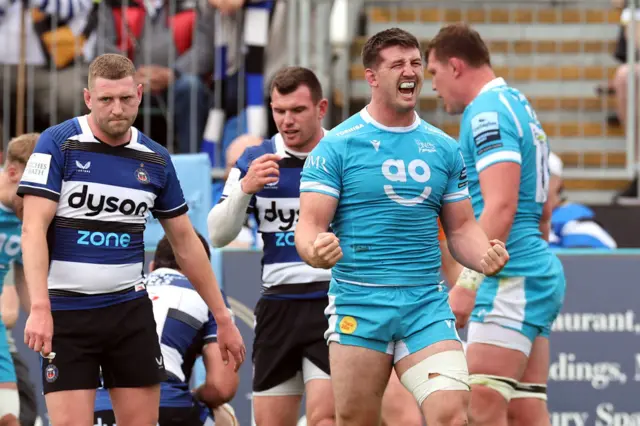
[{"x1": 398, "y1": 81, "x2": 415, "y2": 97}]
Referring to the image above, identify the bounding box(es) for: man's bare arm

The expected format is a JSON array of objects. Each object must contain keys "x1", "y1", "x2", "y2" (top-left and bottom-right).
[
  {"x1": 294, "y1": 192, "x2": 339, "y2": 268},
  {"x1": 21, "y1": 195, "x2": 57, "y2": 311},
  {"x1": 439, "y1": 239, "x2": 463, "y2": 287},
  {"x1": 477, "y1": 162, "x2": 520, "y2": 243},
  {"x1": 0, "y1": 263, "x2": 30, "y2": 329},
  {"x1": 194, "y1": 343, "x2": 240, "y2": 408},
  {"x1": 13, "y1": 263, "x2": 30, "y2": 313},
  {"x1": 539, "y1": 196, "x2": 553, "y2": 242},
  {"x1": 440, "y1": 199, "x2": 492, "y2": 273},
  {"x1": 1, "y1": 283, "x2": 18, "y2": 329}
]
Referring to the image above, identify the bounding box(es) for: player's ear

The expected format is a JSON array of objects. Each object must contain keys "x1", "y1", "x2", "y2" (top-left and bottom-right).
[
  {"x1": 83, "y1": 88, "x2": 92, "y2": 110},
  {"x1": 365, "y1": 68, "x2": 378, "y2": 88},
  {"x1": 6, "y1": 164, "x2": 20, "y2": 183},
  {"x1": 136, "y1": 83, "x2": 143, "y2": 102},
  {"x1": 449, "y1": 58, "x2": 464, "y2": 78},
  {"x1": 317, "y1": 98, "x2": 329, "y2": 120}
]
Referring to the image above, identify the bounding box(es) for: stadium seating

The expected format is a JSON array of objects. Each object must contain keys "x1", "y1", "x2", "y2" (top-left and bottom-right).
[{"x1": 337, "y1": 2, "x2": 628, "y2": 203}]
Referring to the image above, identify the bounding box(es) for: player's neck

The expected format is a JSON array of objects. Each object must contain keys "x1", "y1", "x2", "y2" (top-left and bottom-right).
[
  {"x1": 87, "y1": 113, "x2": 131, "y2": 146},
  {"x1": 462, "y1": 68, "x2": 499, "y2": 107},
  {"x1": 366, "y1": 101, "x2": 415, "y2": 128}
]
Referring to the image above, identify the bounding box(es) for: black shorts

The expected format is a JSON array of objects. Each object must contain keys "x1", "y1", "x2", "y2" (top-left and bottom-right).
[
  {"x1": 252, "y1": 296, "x2": 331, "y2": 392},
  {"x1": 42, "y1": 295, "x2": 166, "y2": 394},
  {"x1": 94, "y1": 405, "x2": 210, "y2": 426}
]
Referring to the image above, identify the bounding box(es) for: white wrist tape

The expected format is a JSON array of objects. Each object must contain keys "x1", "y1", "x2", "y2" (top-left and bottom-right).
[{"x1": 456, "y1": 267, "x2": 485, "y2": 291}]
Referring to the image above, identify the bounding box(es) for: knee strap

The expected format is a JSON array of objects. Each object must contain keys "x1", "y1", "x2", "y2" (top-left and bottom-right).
[
  {"x1": 0, "y1": 388, "x2": 20, "y2": 418},
  {"x1": 468, "y1": 374, "x2": 518, "y2": 402},
  {"x1": 511, "y1": 382, "x2": 547, "y2": 401},
  {"x1": 400, "y1": 350, "x2": 470, "y2": 406}
]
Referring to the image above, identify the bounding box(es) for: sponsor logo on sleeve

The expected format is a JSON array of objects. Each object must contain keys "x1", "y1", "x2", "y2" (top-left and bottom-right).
[
  {"x1": 471, "y1": 111, "x2": 501, "y2": 147},
  {"x1": 22, "y1": 153, "x2": 52, "y2": 185}
]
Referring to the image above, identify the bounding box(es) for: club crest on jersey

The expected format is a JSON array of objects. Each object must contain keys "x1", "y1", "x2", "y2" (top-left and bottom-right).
[
  {"x1": 265, "y1": 170, "x2": 279, "y2": 188},
  {"x1": 135, "y1": 166, "x2": 150, "y2": 184},
  {"x1": 265, "y1": 178, "x2": 279, "y2": 188},
  {"x1": 45, "y1": 364, "x2": 59, "y2": 383}
]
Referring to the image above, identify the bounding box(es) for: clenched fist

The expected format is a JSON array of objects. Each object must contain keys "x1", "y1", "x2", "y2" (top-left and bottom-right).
[
  {"x1": 240, "y1": 154, "x2": 281, "y2": 194},
  {"x1": 480, "y1": 239, "x2": 509, "y2": 276},
  {"x1": 310, "y1": 232, "x2": 343, "y2": 269}
]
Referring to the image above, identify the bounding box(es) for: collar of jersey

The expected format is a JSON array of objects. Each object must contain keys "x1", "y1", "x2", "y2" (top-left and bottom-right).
[
  {"x1": 76, "y1": 114, "x2": 137, "y2": 147},
  {"x1": 0, "y1": 202, "x2": 12, "y2": 213},
  {"x1": 273, "y1": 128, "x2": 327, "y2": 158},
  {"x1": 359, "y1": 106, "x2": 420, "y2": 133},
  {"x1": 479, "y1": 77, "x2": 507, "y2": 94}
]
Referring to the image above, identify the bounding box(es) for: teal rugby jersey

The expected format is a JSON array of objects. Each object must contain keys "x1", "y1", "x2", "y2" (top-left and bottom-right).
[
  {"x1": 459, "y1": 77, "x2": 553, "y2": 276},
  {"x1": 300, "y1": 108, "x2": 469, "y2": 286}
]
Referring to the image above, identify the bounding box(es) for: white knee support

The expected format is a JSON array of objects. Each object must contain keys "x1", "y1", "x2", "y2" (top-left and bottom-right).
[
  {"x1": 400, "y1": 350, "x2": 470, "y2": 406},
  {"x1": 0, "y1": 388, "x2": 20, "y2": 419},
  {"x1": 512, "y1": 382, "x2": 547, "y2": 401},
  {"x1": 468, "y1": 374, "x2": 518, "y2": 402}
]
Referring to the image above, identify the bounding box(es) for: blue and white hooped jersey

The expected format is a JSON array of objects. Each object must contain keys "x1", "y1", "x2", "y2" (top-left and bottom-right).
[
  {"x1": 300, "y1": 107, "x2": 469, "y2": 286},
  {"x1": 459, "y1": 77, "x2": 553, "y2": 276},
  {"x1": 219, "y1": 133, "x2": 331, "y2": 299},
  {"x1": 95, "y1": 267, "x2": 227, "y2": 411},
  {"x1": 16, "y1": 115, "x2": 188, "y2": 310},
  {"x1": 0, "y1": 203, "x2": 22, "y2": 300}
]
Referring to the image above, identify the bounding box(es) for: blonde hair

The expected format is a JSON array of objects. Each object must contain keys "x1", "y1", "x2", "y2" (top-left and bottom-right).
[
  {"x1": 88, "y1": 53, "x2": 136, "y2": 89},
  {"x1": 5, "y1": 133, "x2": 39, "y2": 167}
]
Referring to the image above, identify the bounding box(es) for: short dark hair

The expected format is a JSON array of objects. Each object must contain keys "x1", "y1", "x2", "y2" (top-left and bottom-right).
[
  {"x1": 362, "y1": 27, "x2": 422, "y2": 69},
  {"x1": 152, "y1": 231, "x2": 211, "y2": 271},
  {"x1": 269, "y1": 66, "x2": 323, "y2": 103},
  {"x1": 88, "y1": 53, "x2": 137, "y2": 89},
  {"x1": 425, "y1": 23, "x2": 491, "y2": 68}
]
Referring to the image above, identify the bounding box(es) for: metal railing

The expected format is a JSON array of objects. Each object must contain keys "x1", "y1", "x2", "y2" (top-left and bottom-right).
[{"x1": 0, "y1": 0, "x2": 336, "y2": 172}]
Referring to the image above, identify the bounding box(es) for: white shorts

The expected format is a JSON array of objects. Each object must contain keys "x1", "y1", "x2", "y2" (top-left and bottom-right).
[
  {"x1": 253, "y1": 357, "x2": 330, "y2": 397},
  {"x1": 467, "y1": 322, "x2": 533, "y2": 356},
  {"x1": 0, "y1": 388, "x2": 20, "y2": 419}
]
